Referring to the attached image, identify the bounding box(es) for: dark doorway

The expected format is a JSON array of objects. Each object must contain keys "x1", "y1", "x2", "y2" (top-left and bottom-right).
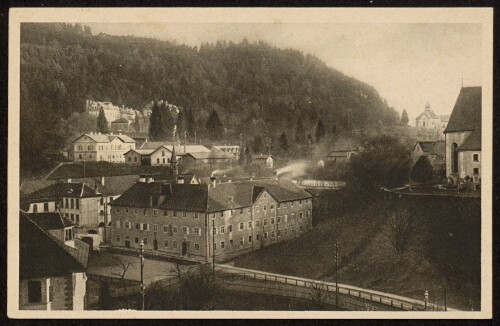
[
  {"x1": 125, "y1": 240, "x2": 130, "y2": 248},
  {"x1": 181, "y1": 241, "x2": 188, "y2": 255},
  {"x1": 153, "y1": 239, "x2": 158, "y2": 251}
]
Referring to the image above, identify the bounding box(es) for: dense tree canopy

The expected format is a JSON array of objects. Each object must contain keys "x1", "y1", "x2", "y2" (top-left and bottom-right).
[
  {"x1": 20, "y1": 23, "x2": 399, "y2": 174},
  {"x1": 410, "y1": 155, "x2": 434, "y2": 183},
  {"x1": 400, "y1": 109, "x2": 409, "y2": 126},
  {"x1": 97, "y1": 108, "x2": 108, "y2": 133}
]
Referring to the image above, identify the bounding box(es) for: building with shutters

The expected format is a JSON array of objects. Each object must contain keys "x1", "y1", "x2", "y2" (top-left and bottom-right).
[{"x1": 109, "y1": 176, "x2": 313, "y2": 262}]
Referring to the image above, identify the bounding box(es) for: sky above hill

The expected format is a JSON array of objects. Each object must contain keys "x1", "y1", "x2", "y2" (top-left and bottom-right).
[{"x1": 86, "y1": 22, "x2": 482, "y2": 123}]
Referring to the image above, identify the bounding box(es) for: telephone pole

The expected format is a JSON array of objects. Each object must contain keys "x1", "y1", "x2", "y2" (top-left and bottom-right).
[
  {"x1": 140, "y1": 240, "x2": 145, "y2": 310},
  {"x1": 335, "y1": 241, "x2": 339, "y2": 309},
  {"x1": 212, "y1": 218, "x2": 216, "y2": 275}
]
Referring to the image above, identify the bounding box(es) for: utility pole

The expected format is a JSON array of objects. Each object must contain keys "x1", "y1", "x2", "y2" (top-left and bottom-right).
[
  {"x1": 140, "y1": 240, "x2": 145, "y2": 310},
  {"x1": 212, "y1": 219, "x2": 216, "y2": 275},
  {"x1": 335, "y1": 241, "x2": 339, "y2": 309}
]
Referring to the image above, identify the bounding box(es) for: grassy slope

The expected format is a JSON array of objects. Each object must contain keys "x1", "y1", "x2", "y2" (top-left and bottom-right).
[{"x1": 233, "y1": 192, "x2": 480, "y2": 311}]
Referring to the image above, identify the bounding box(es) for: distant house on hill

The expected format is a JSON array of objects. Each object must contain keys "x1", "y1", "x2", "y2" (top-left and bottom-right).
[
  {"x1": 444, "y1": 86, "x2": 482, "y2": 184},
  {"x1": 110, "y1": 118, "x2": 133, "y2": 133},
  {"x1": 326, "y1": 146, "x2": 363, "y2": 163},
  {"x1": 183, "y1": 149, "x2": 235, "y2": 168},
  {"x1": 252, "y1": 154, "x2": 275, "y2": 169},
  {"x1": 72, "y1": 132, "x2": 136, "y2": 163},
  {"x1": 415, "y1": 101, "x2": 450, "y2": 137},
  {"x1": 411, "y1": 140, "x2": 446, "y2": 175},
  {"x1": 19, "y1": 211, "x2": 89, "y2": 310}
]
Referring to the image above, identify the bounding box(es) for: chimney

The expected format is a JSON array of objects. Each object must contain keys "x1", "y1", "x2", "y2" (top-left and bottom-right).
[
  {"x1": 210, "y1": 176, "x2": 216, "y2": 188},
  {"x1": 101, "y1": 176, "x2": 105, "y2": 186}
]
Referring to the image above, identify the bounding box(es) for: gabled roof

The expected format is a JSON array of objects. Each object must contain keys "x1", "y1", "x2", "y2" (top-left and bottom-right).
[
  {"x1": 124, "y1": 148, "x2": 156, "y2": 156},
  {"x1": 110, "y1": 182, "x2": 209, "y2": 211},
  {"x1": 111, "y1": 179, "x2": 311, "y2": 213},
  {"x1": 72, "y1": 175, "x2": 139, "y2": 196},
  {"x1": 28, "y1": 212, "x2": 74, "y2": 230},
  {"x1": 458, "y1": 131, "x2": 481, "y2": 151},
  {"x1": 73, "y1": 133, "x2": 136, "y2": 143},
  {"x1": 413, "y1": 140, "x2": 445, "y2": 157},
  {"x1": 111, "y1": 118, "x2": 131, "y2": 124},
  {"x1": 20, "y1": 211, "x2": 89, "y2": 279},
  {"x1": 415, "y1": 110, "x2": 439, "y2": 120},
  {"x1": 444, "y1": 87, "x2": 481, "y2": 133},
  {"x1": 23, "y1": 182, "x2": 101, "y2": 203},
  {"x1": 139, "y1": 142, "x2": 211, "y2": 154}
]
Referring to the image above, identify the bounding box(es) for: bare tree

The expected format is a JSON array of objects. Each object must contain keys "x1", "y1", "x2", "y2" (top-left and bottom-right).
[
  {"x1": 111, "y1": 257, "x2": 135, "y2": 309},
  {"x1": 167, "y1": 262, "x2": 184, "y2": 284},
  {"x1": 309, "y1": 280, "x2": 331, "y2": 309},
  {"x1": 381, "y1": 208, "x2": 419, "y2": 254}
]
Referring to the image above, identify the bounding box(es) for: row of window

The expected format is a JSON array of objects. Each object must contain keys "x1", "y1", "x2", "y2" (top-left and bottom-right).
[
  {"x1": 76, "y1": 144, "x2": 133, "y2": 151},
  {"x1": 115, "y1": 226, "x2": 309, "y2": 252},
  {"x1": 31, "y1": 202, "x2": 49, "y2": 213},
  {"x1": 116, "y1": 207, "x2": 201, "y2": 218},
  {"x1": 115, "y1": 234, "x2": 201, "y2": 251},
  {"x1": 115, "y1": 211, "x2": 311, "y2": 236},
  {"x1": 213, "y1": 212, "x2": 310, "y2": 234},
  {"x1": 116, "y1": 221, "x2": 202, "y2": 236},
  {"x1": 64, "y1": 213, "x2": 80, "y2": 226},
  {"x1": 62, "y1": 197, "x2": 80, "y2": 210}
]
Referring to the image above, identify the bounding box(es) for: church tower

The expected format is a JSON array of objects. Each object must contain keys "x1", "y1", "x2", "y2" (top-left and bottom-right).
[{"x1": 425, "y1": 101, "x2": 431, "y2": 111}]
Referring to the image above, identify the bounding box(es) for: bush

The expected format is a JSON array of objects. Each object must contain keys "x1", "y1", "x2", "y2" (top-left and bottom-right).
[{"x1": 410, "y1": 156, "x2": 434, "y2": 183}]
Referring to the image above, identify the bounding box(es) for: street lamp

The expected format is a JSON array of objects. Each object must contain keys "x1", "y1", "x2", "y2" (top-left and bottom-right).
[
  {"x1": 424, "y1": 290, "x2": 429, "y2": 311},
  {"x1": 140, "y1": 240, "x2": 145, "y2": 310}
]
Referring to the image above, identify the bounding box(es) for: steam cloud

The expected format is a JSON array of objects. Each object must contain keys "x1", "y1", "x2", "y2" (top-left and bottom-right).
[{"x1": 274, "y1": 160, "x2": 310, "y2": 178}]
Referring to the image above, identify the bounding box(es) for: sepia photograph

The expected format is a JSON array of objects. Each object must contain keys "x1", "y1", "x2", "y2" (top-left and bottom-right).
[{"x1": 7, "y1": 7, "x2": 493, "y2": 319}]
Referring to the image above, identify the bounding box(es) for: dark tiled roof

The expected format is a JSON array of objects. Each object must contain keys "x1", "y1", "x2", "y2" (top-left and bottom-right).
[
  {"x1": 20, "y1": 211, "x2": 88, "y2": 279},
  {"x1": 28, "y1": 212, "x2": 74, "y2": 230},
  {"x1": 111, "y1": 179, "x2": 311, "y2": 213},
  {"x1": 207, "y1": 180, "x2": 312, "y2": 212},
  {"x1": 72, "y1": 175, "x2": 139, "y2": 196},
  {"x1": 23, "y1": 182, "x2": 101, "y2": 202},
  {"x1": 20, "y1": 179, "x2": 58, "y2": 196},
  {"x1": 110, "y1": 182, "x2": 209, "y2": 212},
  {"x1": 444, "y1": 87, "x2": 481, "y2": 133},
  {"x1": 415, "y1": 140, "x2": 445, "y2": 157},
  {"x1": 458, "y1": 131, "x2": 481, "y2": 151},
  {"x1": 47, "y1": 162, "x2": 170, "y2": 179}
]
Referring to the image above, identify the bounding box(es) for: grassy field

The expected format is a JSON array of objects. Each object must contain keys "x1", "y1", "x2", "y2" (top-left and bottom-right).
[{"x1": 232, "y1": 191, "x2": 480, "y2": 311}]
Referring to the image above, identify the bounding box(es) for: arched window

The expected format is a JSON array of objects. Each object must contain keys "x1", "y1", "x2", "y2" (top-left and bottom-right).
[
  {"x1": 451, "y1": 143, "x2": 459, "y2": 173},
  {"x1": 32, "y1": 204, "x2": 38, "y2": 213}
]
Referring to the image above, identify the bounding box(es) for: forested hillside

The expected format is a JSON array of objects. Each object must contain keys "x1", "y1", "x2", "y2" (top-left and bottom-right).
[{"x1": 20, "y1": 23, "x2": 399, "y2": 173}]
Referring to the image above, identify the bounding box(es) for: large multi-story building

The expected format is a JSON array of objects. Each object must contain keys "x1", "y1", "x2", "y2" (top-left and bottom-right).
[
  {"x1": 110, "y1": 177, "x2": 313, "y2": 262},
  {"x1": 72, "y1": 132, "x2": 136, "y2": 163},
  {"x1": 444, "y1": 86, "x2": 482, "y2": 184},
  {"x1": 19, "y1": 211, "x2": 89, "y2": 310}
]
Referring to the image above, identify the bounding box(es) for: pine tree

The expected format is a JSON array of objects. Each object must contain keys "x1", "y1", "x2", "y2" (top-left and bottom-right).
[
  {"x1": 149, "y1": 101, "x2": 161, "y2": 141},
  {"x1": 315, "y1": 119, "x2": 325, "y2": 143},
  {"x1": 132, "y1": 113, "x2": 141, "y2": 132},
  {"x1": 401, "y1": 109, "x2": 409, "y2": 126},
  {"x1": 160, "y1": 102, "x2": 176, "y2": 141},
  {"x1": 295, "y1": 118, "x2": 305, "y2": 144},
  {"x1": 185, "y1": 108, "x2": 196, "y2": 139},
  {"x1": 205, "y1": 109, "x2": 223, "y2": 140},
  {"x1": 279, "y1": 132, "x2": 289, "y2": 151},
  {"x1": 97, "y1": 108, "x2": 108, "y2": 133},
  {"x1": 252, "y1": 135, "x2": 264, "y2": 153},
  {"x1": 245, "y1": 145, "x2": 252, "y2": 168}
]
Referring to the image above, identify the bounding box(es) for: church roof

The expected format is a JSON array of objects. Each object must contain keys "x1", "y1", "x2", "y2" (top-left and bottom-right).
[
  {"x1": 444, "y1": 87, "x2": 481, "y2": 133},
  {"x1": 414, "y1": 140, "x2": 445, "y2": 157},
  {"x1": 458, "y1": 131, "x2": 481, "y2": 151}
]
